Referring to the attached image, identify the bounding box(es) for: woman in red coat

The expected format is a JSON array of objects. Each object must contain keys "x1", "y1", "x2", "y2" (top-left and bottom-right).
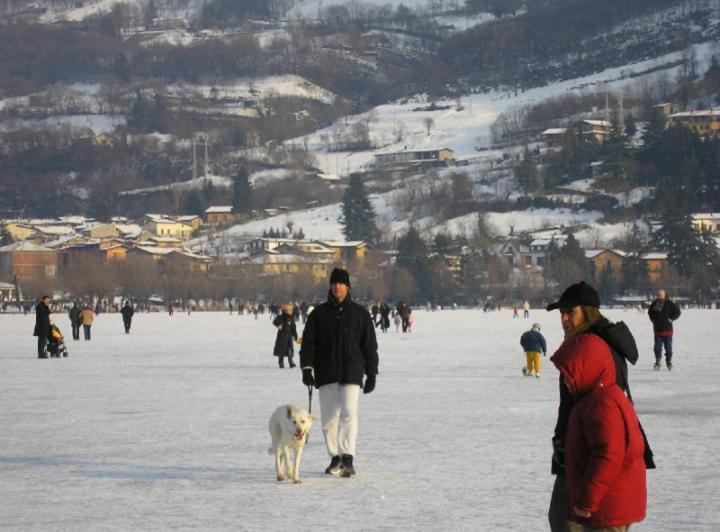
[{"x1": 551, "y1": 333, "x2": 646, "y2": 531}]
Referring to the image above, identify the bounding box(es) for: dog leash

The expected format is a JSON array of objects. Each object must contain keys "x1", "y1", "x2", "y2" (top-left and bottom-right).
[{"x1": 306, "y1": 385, "x2": 313, "y2": 444}]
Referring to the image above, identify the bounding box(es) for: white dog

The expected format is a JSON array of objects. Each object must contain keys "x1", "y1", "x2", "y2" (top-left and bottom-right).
[{"x1": 268, "y1": 405, "x2": 316, "y2": 484}]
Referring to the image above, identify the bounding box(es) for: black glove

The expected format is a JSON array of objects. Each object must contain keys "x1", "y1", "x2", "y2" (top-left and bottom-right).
[
  {"x1": 302, "y1": 368, "x2": 315, "y2": 387},
  {"x1": 363, "y1": 374, "x2": 376, "y2": 394}
]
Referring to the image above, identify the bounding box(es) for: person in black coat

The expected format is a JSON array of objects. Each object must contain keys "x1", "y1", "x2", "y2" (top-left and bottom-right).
[
  {"x1": 648, "y1": 289, "x2": 681, "y2": 370},
  {"x1": 121, "y1": 301, "x2": 135, "y2": 334},
  {"x1": 273, "y1": 304, "x2": 298, "y2": 368},
  {"x1": 377, "y1": 302, "x2": 391, "y2": 333},
  {"x1": 33, "y1": 295, "x2": 51, "y2": 359},
  {"x1": 545, "y1": 281, "x2": 655, "y2": 532},
  {"x1": 300, "y1": 268, "x2": 379, "y2": 478},
  {"x1": 68, "y1": 302, "x2": 82, "y2": 340}
]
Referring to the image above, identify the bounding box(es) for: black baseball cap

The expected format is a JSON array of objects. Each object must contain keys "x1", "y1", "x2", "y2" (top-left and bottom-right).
[{"x1": 546, "y1": 281, "x2": 600, "y2": 311}]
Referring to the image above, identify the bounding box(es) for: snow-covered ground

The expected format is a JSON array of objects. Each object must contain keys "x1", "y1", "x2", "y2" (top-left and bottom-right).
[{"x1": 1, "y1": 308, "x2": 718, "y2": 530}]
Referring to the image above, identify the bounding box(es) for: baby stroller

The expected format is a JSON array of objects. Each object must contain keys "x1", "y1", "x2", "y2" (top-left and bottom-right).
[{"x1": 47, "y1": 322, "x2": 68, "y2": 358}]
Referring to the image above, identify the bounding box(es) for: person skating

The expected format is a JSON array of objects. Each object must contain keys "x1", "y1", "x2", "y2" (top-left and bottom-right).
[
  {"x1": 545, "y1": 281, "x2": 654, "y2": 532},
  {"x1": 33, "y1": 295, "x2": 51, "y2": 359},
  {"x1": 648, "y1": 289, "x2": 681, "y2": 371},
  {"x1": 68, "y1": 301, "x2": 82, "y2": 340},
  {"x1": 550, "y1": 330, "x2": 647, "y2": 531},
  {"x1": 121, "y1": 301, "x2": 134, "y2": 334},
  {"x1": 300, "y1": 268, "x2": 379, "y2": 478},
  {"x1": 273, "y1": 304, "x2": 299, "y2": 368},
  {"x1": 520, "y1": 323, "x2": 547, "y2": 378},
  {"x1": 523, "y1": 299, "x2": 530, "y2": 318}
]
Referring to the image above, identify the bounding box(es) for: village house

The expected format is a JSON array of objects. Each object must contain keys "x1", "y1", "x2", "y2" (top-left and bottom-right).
[
  {"x1": 668, "y1": 109, "x2": 720, "y2": 138},
  {"x1": 82, "y1": 223, "x2": 120, "y2": 240},
  {"x1": 374, "y1": 148, "x2": 455, "y2": 169},
  {"x1": 0, "y1": 241, "x2": 58, "y2": 280},
  {"x1": 142, "y1": 218, "x2": 194, "y2": 240},
  {"x1": 540, "y1": 128, "x2": 568, "y2": 148},
  {"x1": 586, "y1": 249, "x2": 629, "y2": 284},
  {"x1": 579, "y1": 120, "x2": 613, "y2": 144},
  {"x1": 691, "y1": 213, "x2": 720, "y2": 233},
  {"x1": 317, "y1": 241, "x2": 368, "y2": 264},
  {"x1": 243, "y1": 248, "x2": 333, "y2": 281},
  {"x1": 641, "y1": 252, "x2": 669, "y2": 284},
  {"x1": 205, "y1": 206, "x2": 235, "y2": 224}
]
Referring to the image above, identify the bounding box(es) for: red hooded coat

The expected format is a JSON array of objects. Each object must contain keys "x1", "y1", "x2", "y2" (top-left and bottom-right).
[{"x1": 551, "y1": 334, "x2": 647, "y2": 528}]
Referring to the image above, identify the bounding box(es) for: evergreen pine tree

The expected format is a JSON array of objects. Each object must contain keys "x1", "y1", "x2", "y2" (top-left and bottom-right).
[
  {"x1": 232, "y1": 167, "x2": 253, "y2": 213},
  {"x1": 341, "y1": 174, "x2": 376, "y2": 242},
  {"x1": 653, "y1": 207, "x2": 719, "y2": 278},
  {"x1": 396, "y1": 226, "x2": 431, "y2": 299},
  {"x1": 182, "y1": 192, "x2": 204, "y2": 216}
]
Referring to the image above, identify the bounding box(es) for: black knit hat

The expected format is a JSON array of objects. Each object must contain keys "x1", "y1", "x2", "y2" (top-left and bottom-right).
[
  {"x1": 546, "y1": 281, "x2": 600, "y2": 311},
  {"x1": 329, "y1": 267, "x2": 351, "y2": 287}
]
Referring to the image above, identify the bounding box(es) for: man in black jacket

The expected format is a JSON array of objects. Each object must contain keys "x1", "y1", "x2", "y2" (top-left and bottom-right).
[
  {"x1": 300, "y1": 268, "x2": 379, "y2": 478},
  {"x1": 648, "y1": 289, "x2": 681, "y2": 370},
  {"x1": 121, "y1": 301, "x2": 135, "y2": 334},
  {"x1": 33, "y1": 295, "x2": 51, "y2": 359}
]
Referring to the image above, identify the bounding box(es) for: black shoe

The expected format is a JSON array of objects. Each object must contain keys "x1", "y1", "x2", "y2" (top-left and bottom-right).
[
  {"x1": 653, "y1": 362, "x2": 661, "y2": 370},
  {"x1": 667, "y1": 362, "x2": 673, "y2": 371},
  {"x1": 325, "y1": 455, "x2": 342, "y2": 475},
  {"x1": 340, "y1": 454, "x2": 355, "y2": 477},
  {"x1": 289, "y1": 362, "x2": 296, "y2": 368}
]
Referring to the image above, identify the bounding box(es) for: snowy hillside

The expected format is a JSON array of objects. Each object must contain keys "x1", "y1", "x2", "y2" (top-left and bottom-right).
[
  {"x1": 299, "y1": 41, "x2": 718, "y2": 177},
  {"x1": 2, "y1": 309, "x2": 719, "y2": 530}
]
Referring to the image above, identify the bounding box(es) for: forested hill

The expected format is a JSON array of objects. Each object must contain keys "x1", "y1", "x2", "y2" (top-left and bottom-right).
[{"x1": 1, "y1": 0, "x2": 719, "y2": 217}]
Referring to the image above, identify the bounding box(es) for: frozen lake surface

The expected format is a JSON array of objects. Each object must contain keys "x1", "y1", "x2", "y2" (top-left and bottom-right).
[{"x1": 1, "y1": 308, "x2": 718, "y2": 530}]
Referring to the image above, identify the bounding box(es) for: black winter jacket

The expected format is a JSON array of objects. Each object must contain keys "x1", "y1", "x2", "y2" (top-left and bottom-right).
[
  {"x1": 273, "y1": 313, "x2": 298, "y2": 357},
  {"x1": 551, "y1": 317, "x2": 655, "y2": 474},
  {"x1": 648, "y1": 298, "x2": 681, "y2": 334},
  {"x1": 34, "y1": 301, "x2": 50, "y2": 337},
  {"x1": 300, "y1": 292, "x2": 378, "y2": 387}
]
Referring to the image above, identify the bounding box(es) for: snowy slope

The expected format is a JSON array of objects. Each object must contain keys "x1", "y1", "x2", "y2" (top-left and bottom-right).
[
  {"x1": 1, "y1": 309, "x2": 718, "y2": 530},
  {"x1": 301, "y1": 42, "x2": 718, "y2": 177}
]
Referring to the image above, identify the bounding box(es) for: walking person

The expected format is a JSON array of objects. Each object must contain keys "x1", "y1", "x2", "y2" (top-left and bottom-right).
[
  {"x1": 121, "y1": 301, "x2": 134, "y2": 334},
  {"x1": 377, "y1": 302, "x2": 390, "y2": 333},
  {"x1": 273, "y1": 304, "x2": 299, "y2": 368},
  {"x1": 33, "y1": 295, "x2": 51, "y2": 359},
  {"x1": 82, "y1": 304, "x2": 95, "y2": 341},
  {"x1": 648, "y1": 289, "x2": 681, "y2": 371},
  {"x1": 520, "y1": 323, "x2": 547, "y2": 378},
  {"x1": 300, "y1": 268, "x2": 379, "y2": 478},
  {"x1": 545, "y1": 281, "x2": 654, "y2": 532},
  {"x1": 550, "y1": 328, "x2": 647, "y2": 531},
  {"x1": 68, "y1": 301, "x2": 82, "y2": 340}
]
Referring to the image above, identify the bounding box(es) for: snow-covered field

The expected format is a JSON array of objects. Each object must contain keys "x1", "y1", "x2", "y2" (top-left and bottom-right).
[{"x1": 1, "y1": 308, "x2": 718, "y2": 530}]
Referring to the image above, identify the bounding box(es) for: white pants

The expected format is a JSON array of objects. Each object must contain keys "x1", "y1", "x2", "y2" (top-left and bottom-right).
[{"x1": 318, "y1": 383, "x2": 360, "y2": 458}]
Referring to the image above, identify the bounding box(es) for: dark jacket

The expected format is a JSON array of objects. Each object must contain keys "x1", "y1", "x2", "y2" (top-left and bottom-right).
[
  {"x1": 68, "y1": 305, "x2": 82, "y2": 326},
  {"x1": 648, "y1": 298, "x2": 681, "y2": 334},
  {"x1": 520, "y1": 329, "x2": 547, "y2": 354},
  {"x1": 300, "y1": 292, "x2": 379, "y2": 387},
  {"x1": 121, "y1": 304, "x2": 134, "y2": 322},
  {"x1": 552, "y1": 335, "x2": 647, "y2": 528},
  {"x1": 34, "y1": 301, "x2": 50, "y2": 337},
  {"x1": 552, "y1": 318, "x2": 654, "y2": 474},
  {"x1": 273, "y1": 313, "x2": 298, "y2": 357}
]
